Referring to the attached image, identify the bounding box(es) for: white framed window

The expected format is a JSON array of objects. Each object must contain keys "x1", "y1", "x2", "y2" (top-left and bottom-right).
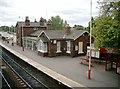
[
  {"x1": 66, "y1": 41, "x2": 71, "y2": 53},
  {"x1": 53, "y1": 40, "x2": 56, "y2": 44},
  {"x1": 78, "y1": 42, "x2": 83, "y2": 53},
  {"x1": 44, "y1": 43, "x2": 47, "y2": 52},
  {"x1": 56, "y1": 41, "x2": 61, "y2": 53},
  {"x1": 39, "y1": 40, "x2": 42, "y2": 50},
  {"x1": 27, "y1": 40, "x2": 32, "y2": 50},
  {"x1": 92, "y1": 50, "x2": 94, "y2": 57},
  {"x1": 96, "y1": 51, "x2": 100, "y2": 58},
  {"x1": 38, "y1": 40, "x2": 47, "y2": 53}
]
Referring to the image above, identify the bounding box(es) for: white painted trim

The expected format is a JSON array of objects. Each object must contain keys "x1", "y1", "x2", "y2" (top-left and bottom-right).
[
  {"x1": 56, "y1": 51, "x2": 61, "y2": 53},
  {"x1": 38, "y1": 50, "x2": 47, "y2": 53},
  {"x1": 37, "y1": 31, "x2": 44, "y2": 38},
  {"x1": 66, "y1": 51, "x2": 71, "y2": 53},
  {"x1": 78, "y1": 52, "x2": 84, "y2": 54},
  {"x1": 37, "y1": 31, "x2": 50, "y2": 40},
  {"x1": 37, "y1": 40, "x2": 47, "y2": 53}
]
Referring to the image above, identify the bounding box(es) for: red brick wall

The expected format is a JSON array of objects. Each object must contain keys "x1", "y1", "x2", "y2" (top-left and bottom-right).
[
  {"x1": 16, "y1": 25, "x2": 22, "y2": 46},
  {"x1": 16, "y1": 26, "x2": 35, "y2": 46},
  {"x1": 74, "y1": 33, "x2": 89, "y2": 56},
  {"x1": 23, "y1": 27, "x2": 34, "y2": 36},
  {"x1": 47, "y1": 37, "x2": 89, "y2": 57}
]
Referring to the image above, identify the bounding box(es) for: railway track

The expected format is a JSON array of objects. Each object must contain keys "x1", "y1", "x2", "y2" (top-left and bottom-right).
[
  {"x1": 0, "y1": 71, "x2": 12, "y2": 89},
  {"x1": 1, "y1": 51, "x2": 50, "y2": 89}
]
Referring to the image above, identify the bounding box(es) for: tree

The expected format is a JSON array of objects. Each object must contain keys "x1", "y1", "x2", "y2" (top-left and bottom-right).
[
  {"x1": 92, "y1": 1, "x2": 120, "y2": 52},
  {"x1": 10, "y1": 25, "x2": 15, "y2": 32},
  {"x1": 73, "y1": 25, "x2": 85, "y2": 30},
  {"x1": 0, "y1": 25, "x2": 15, "y2": 32},
  {"x1": 49, "y1": 15, "x2": 67, "y2": 30},
  {"x1": 0, "y1": 26, "x2": 9, "y2": 32}
]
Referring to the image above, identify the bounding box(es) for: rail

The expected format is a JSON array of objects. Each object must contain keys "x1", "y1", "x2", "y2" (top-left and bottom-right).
[
  {"x1": 0, "y1": 71, "x2": 12, "y2": 89},
  {"x1": 1, "y1": 52, "x2": 50, "y2": 89}
]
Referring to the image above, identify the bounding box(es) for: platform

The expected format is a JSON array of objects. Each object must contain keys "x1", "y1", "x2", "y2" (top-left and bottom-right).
[{"x1": 0, "y1": 40, "x2": 119, "y2": 89}]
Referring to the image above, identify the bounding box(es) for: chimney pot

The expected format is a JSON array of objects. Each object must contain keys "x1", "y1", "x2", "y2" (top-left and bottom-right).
[
  {"x1": 47, "y1": 20, "x2": 52, "y2": 30},
  {"x1": 25, "y1": 16, "x2": 30, "y2": 26},
  {"x1": 39, "y1": 17, "x2": 45, "y2": 26},
  {"x1": 66, "y1": 24, "x2": 71, "y2": 35},
  {"x1": 34, "y1": 19, "x2": 37, "y2": 22}
]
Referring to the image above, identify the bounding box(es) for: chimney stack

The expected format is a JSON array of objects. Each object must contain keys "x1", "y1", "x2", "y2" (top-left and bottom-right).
[
  {"x1": 65, "y1": 24, "x2": 71, "y2": 35},
  {"x1": 47, "y1": 20, "x2": 52, "y2": 30},
  {"x1": 34, "y1": 19, "x2": 37, "y2": 22},
  {"x1": 39, "y1": 17, "x2": 45, "y2": 26},
  {"x1": 25, "y1": 16, "x2": 30, "y2": 26}
]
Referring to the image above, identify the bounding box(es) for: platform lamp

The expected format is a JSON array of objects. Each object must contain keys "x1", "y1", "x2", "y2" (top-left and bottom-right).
[{"x1": 88, "y1": 0, "x2": 92, "y2": 80}]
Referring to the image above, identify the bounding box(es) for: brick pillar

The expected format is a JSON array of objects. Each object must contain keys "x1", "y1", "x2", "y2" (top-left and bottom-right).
[
  {"x1": 71, "y1": 41, "x2": 75, "y2": 57},
  {"x1": 48, "y1": 41, "x2": 53, "y2": 57},
  {"x1": 48, "y1": 40, "x2": 57, "y2": 57}
]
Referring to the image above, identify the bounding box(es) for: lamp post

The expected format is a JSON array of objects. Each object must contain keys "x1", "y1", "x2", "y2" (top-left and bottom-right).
[
  {"x1": 19, "y1": 16, "x2": 24, "y2": 51},
  {"x1": 22, "y1": 24, "x2": 24, "y2": 51},
  {"x1": 12, "y1": 26, "x2": 14, "y2": 46},
  {"x1": 88, "y1": 0, "x2": 92, "y2": 80}
]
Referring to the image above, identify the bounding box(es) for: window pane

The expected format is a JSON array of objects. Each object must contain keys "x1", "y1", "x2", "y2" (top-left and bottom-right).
[
  {"x1": 57, "y1": 42, "x2": 60, "y2": 52},
  {"x1": 79, "y1": 42, "x2": 83, "y2": 53},
  {"x1": 67, "y1": 41, "x2": 70, "y2": 52}
]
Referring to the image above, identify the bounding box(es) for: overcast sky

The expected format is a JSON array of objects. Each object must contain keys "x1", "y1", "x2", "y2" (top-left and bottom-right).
[{"x1": 0, "y1": 0, "x2": 99, "y2": 27}]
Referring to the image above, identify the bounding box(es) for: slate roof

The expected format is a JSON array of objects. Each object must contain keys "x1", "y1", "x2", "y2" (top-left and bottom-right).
[
  {"x1": 29, "y1": 30, "x2": 43, "y2": 37},
  {"x1": 16, "y1": 22, "x2": 47, "y2": 27},
  {"x1": 29, "y1": 30, "x2": 88, "y2": 40}
]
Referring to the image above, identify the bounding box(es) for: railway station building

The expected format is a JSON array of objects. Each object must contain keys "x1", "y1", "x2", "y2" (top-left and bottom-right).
[{"x1": 16, "y1": 17, "x2": 91, "y2": 57}]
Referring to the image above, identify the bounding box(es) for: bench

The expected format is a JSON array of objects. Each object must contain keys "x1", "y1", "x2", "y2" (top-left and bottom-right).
[{"x1": 80, "y1": 57, "x2": 94, "y2": 67}]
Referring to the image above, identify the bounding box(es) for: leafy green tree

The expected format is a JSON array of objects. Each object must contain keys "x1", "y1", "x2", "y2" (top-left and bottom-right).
[
  {"x1": 0, "y1": 25, "x2": 15, "y2": 32},
  {"x1": 0, "y1": 26, "x2": 9, "y2": 32},
  {"x1": 92, "y1": 16, "x2": 119, "y2": 49},
  {"x1": 49, "y1": 15, "x2": 67, "y2": 30},
  {"x1": 92, "y1": 1, "x2": 120, "y2": 52},
  {"x1": 73, "y1": 25, "x2": 85, "y2": 30},
  {"x1": 10, "y1": 25, "x2": 15, "y2": 32}
]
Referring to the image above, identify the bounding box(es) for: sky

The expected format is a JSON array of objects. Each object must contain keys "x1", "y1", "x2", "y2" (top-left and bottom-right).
[{"x1": 0, "y1": 0, "x2": 99, "y2": 27}]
